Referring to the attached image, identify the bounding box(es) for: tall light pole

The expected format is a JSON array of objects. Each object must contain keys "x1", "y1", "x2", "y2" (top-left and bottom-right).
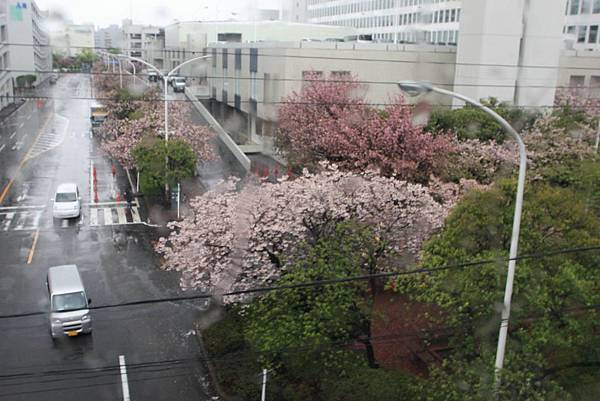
[{"x1": 397, "y1": 81, "x2": 527, "y2": 389}]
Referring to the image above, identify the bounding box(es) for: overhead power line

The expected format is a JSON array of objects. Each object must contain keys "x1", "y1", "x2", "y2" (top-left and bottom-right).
[{"x1": 0, "y1": 245, "x2": 597, "y2": 321}]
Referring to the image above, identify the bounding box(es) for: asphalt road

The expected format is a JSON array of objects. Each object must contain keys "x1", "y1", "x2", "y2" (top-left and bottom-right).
[{"x1": 0, "y1": 74, "x2": 213, "y2": 401}]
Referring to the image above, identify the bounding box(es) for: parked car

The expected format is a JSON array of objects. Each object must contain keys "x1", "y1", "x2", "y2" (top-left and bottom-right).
[
  {"x1": 171, "y1": 76, "x2": 186, "y2": 92},
  {"x1": 90, "y1": 102, "x2": 108, "y2": 127},
  {"x1": 52, "y1": 183, "x2": 81, "y2": 219},
  {"x1": 47, "y1": 265, "x2": 92, "y2": 339}
]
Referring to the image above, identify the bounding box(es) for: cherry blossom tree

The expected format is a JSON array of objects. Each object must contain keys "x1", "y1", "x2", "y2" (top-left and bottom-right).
[
  {"x1": 276, "y1": 72, "x2": 454, "y2": 182},
  {"x1": 155, "y1": 164, "x2": 450, "y2": 300}
]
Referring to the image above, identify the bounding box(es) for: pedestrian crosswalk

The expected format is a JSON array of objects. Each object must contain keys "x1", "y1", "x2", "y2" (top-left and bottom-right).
[{"x1": 0, "y1": 205, "x2": 143, "y2": 232}]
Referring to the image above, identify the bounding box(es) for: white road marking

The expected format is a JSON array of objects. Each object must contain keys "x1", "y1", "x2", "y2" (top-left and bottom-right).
[
  {"x1": 117, "y1": 207, "x2": 127, "y2": 225},
  {"x1": 86, "y1": 201, "x2": 137, "y2": 207},
  {"x1": 26, "y1": 115, "x2": 32, "y2": 121},
  {"x1": 0, "y1": 205, "x2": 46, "y2": 211},
  {"x1": 103, "y1": 208, "x2": 113, "y2": 225},
  {"x1": 90, "y1": 160, "x2": 94, "y2": 203},
  {"x1": 61, "y1": 219, "x2": 68, "y2": 228},
  {"x1": 14, "y1": 212, "x2": 29, "y2": 231},
  {"x1": 9, "y1": 132, "x2": 16, "y2": 139},
  {"x1": 119, "y1": 355, "x2": 131, "y2": 401},
  {"x1": 89, "y1": 208, "x2": 98, "y2": 226},
  {"x1": 0, "y1": 144, "x2": 5, "y2": 153},
  {"x1": 2, "y1": 213, "x2": 14, "y2": 231},
  {"x1": 131, "y1": 207, "x2": 141, "y2": 223},
  {"x1": 18, "y1": 123, "x2": 24, "y2": 129},
  {"x1": 30, "y1": 210, "x2": 43, "y2": 229}
]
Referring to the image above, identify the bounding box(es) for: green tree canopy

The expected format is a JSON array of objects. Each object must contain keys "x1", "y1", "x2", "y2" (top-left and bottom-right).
[
  {"x1": 395, "y1": 180, "x2": 600, "y2": 400},
  {"x1": 132, "y1": 137, "x2": 196, "y2": 194}
]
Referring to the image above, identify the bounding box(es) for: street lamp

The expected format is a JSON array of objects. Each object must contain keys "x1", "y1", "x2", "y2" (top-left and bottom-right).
[{"x1": 397, "y1": 80, "x2": 527, "y2": 388}]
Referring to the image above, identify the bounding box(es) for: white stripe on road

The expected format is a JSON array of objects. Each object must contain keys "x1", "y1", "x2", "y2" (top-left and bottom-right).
[
  {"x1": 18, "y1": 123, "x2": 24, "y2": 129},
  {"x1": 0, "y1": 144, "x2": 5, "y2": 153},
  {"x1": 90, "y1": 160, "x2": 94, "y2": 203},
  {"x1": 26, "y1": 114, "x2": 32, "y2": 121},
  {"x1": 89, "y1": 208, "x2": 98, "y2": 226},
  {"x1": 2, "y1": 213, "x2": 14, "y2": 231},
  {"x1": 9, "y1": 132, "x2": 16, "y2": 139},
  {"x1": 103, "y1": 208, "x2": 113, "y2": 225},
  {"x1": 119, "y1": 355, "x2": 131, "y2": 401},
  {"x1": 131, "y1": 207, "x2": 141, "y2": 223},
  {"x1": 14, "y1": 212, "x2": 29, "y2": 231},
  {"x1": 117, "y1": 207, "x2": 127, "y2": 225},
  {"x1": 31, "y1": 210, "x2": 42, "y2": 229},
  {"x1": 61, "y1": 219, "x2": 68, "y2": 228},
  {"x1": 0, "y1": 205, "x2": 46, "y2": 211}
]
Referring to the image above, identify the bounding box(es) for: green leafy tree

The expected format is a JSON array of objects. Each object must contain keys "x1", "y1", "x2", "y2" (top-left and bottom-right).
[
  {"x1": 395, "y1": 180, "x2": 600, "y2": 400},
  {"x1": 132, "y1": 137, "x2": 196, "y2": 194}
]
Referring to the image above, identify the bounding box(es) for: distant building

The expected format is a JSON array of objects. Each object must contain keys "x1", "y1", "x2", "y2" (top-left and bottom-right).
[
  {"x1": 0, "y1": 0, "x2": 51, "y2": 111},
  {"x1": 564, "y1": 0, "x2": 600, "y2": 51},
  {"x1": 95, "y1": 24, "x2": 122, "y2": 52},
  {"x1": 282, "y1": 0, "x2": 308, "y2": 22},
  {"x1": 121, "y1": 19, "x2": 162, "y2": 60},
  {"x1": 51, "y1": 24, "x2": 95, "y2": 57}
]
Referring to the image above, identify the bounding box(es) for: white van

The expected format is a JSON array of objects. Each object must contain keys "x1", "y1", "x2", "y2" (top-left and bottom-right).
[
  {"x1": 47, "y1": 265, "x2": 92, "y2": 339},
  {"x1": 52, "y1": 183, "x2": 81, "y2": 219}
]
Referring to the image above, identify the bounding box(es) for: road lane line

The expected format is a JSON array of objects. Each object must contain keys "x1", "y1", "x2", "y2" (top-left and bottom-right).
[
  {"x1": 90, "y1": 160, "x2": 94, "y2": 203},
  {"x1": 14, "y1": 212, "x2": 28, "y2": 230},
  {"x1": 131, "y1": 207, "x2": 141, "y2": 223},
  {"x1": 26, "y1": 114, "x2": 32, "y2": 121},
  {"x1": 0, "y1": 205, "x2": 46, "y2": 211},
  {"x1": 2, "y1": 212, "x2": 14, "y2": 231},
  {"x1": 89, "y1": 208, "x2": 98, "y2": 226},
  {"x1": 119, "y1": 355, "x2": 131, "y2": 401},
  {"x1": 0, "y1": 144, "x2": 5, "y2": 153},
  {"x1": 0, "y1": 114, "x2": 53, "y2": 205},
  {"x1": 117, "y1": 207, "x2": 127, "y2": 224},
  {"x1": 104, "y1": 208, "x2": 113, "y2": 225},
  {"x1": 9, "y1": 132, "x2": 16, "y2": 139},
  {"x1": 18, "y1": 123, "x2": 24, "y2": 129},
  {"x1": 61, "y1": 219, "x2": 68, "y2": 228},
  {"x1": 27, "y1": 230, "x2": 39, "y2": 264}
]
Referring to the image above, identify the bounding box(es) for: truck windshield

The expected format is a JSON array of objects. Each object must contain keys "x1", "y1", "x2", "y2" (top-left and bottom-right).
[{"x1": 52, "y1": 292, "x2": 87, "y2": 312}]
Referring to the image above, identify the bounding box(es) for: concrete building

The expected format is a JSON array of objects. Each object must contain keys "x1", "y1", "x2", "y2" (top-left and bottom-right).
[
  {"x1": 0, "y1": 0, "x2": 51, "y2": 111},
  {"x1": 282, "y1": 0, "x2": 308, "y2": 22},
  {"x1": 95, "y1": 24, "x2": 122, "y2": 51},
  {"x1": 121, "y1": 19, "x2": 162, "y2": 59},
  {"x1": 0, "y1": 5, "x2": 13, "y2": 111},
  {"x1": 306, "y1": 0, "x2": 461, "y2": 44},
  {"x1": 50, "y1": 24, "x2": 94, "y2": 57},
  {"x1": 564, "y1": 0, "x2": 600, "y2": 50}
]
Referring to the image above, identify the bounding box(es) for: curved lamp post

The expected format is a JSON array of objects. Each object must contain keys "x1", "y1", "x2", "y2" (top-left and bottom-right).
[{"x1": 397, "y1": 81, "x2": 527, "y2": 389}]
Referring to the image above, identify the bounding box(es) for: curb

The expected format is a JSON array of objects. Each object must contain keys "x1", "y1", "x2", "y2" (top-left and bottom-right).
[{"x1": 194, "y1": 322, "x2": 231, "y2": 401}]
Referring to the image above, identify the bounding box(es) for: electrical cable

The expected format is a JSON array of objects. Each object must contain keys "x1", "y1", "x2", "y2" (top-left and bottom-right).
[{"x1": 0, "y1": 245, "x2": 597, "y2": 320}]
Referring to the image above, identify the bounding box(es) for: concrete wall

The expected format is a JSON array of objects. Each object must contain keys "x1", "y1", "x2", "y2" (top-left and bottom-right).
[
  {"x1": 0, "y1": 13, "x2": 14, "y2": 110},
  {"x1": 558, "y1": 49, "x2": 600, "y2": 94},
  {"x1": 51, "y1": 24, "x2": 95, "y2": 57}
]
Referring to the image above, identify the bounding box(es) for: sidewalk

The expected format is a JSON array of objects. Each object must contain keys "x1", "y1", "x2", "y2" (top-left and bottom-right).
[{"x1": 0, "y1": 100, "x2": 26, "y2": 122}]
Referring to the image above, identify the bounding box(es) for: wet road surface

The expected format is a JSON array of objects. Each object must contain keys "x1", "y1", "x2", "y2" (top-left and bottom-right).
[{"x1": 0, "y1": 74, "x2": 212, "y2": 400}]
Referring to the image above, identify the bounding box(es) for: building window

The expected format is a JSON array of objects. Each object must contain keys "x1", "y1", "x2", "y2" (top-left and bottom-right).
[
  {"x1": 594, "y1": 0, "x2": 600, "y2": 12},
  {"x1": 570, "y1": 0, "x2": 581, "y2": 14},
  {"x1": 577, "y1": 25, "x2": 588, "y2": 42},
  {"x1": 451, "y1": 9, "x2": 456, "y2": 22},
  {"x1": 567, "y1": 25, "x2": 576, "y2": 34},
  {"x1": 589, "y1": 25, "x2": 599, "y2": 43},
  {"x1": 582, "y1": 0, "x2": 592, "y2": 13},
  {"x1": 569, "y1": 75, "x2": 585, "y2": 87}
]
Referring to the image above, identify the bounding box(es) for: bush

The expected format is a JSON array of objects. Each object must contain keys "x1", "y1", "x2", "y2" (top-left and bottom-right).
[
  {"x1": 425, "y1": 98, "x2": 539, "y2": 143},
  {"x1": 15, "y1": 74, "x2": 37, "y2": 88}
]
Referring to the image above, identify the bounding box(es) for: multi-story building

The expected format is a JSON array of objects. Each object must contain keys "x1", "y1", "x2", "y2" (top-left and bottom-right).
[
  {"x1": 563, "y1": 0, "x2": 600, "y2": 50},
  {"x1": 121, "y1": 19, "x2": 162, "y2": 60},
  {"x1": 0, "y1": 0, "x2": 51, "y2": 111},
  {"x1": 0, "y1": 3, "x2": 12, "y2": 111},
  {"x1": 95, "y1": 24, "x2": 122, "y2": 52},
  {"x1": 50, "y1": 24, "x2": 94, "y2": 57},
  {"x1": 205, "y1": 0, "x2": 599, "y2": 151},
  {"x1": 282, "y1": 0, "x2": 308, "y2": 22},
  {"x1": 306, "y1": 0, "x2": 461, "y2": 44}
]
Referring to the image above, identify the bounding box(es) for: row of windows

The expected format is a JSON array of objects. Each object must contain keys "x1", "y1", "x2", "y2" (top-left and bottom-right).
[
  {"x1": 566, "y1": 0, "x2": 600, "y2": 15},
  {"x1": 325, "y1": 8, "x2": 459, "y2": 29},
  {"x1": 307, "y1": 0, "x2": 446, "y2": 19},
  {"x1": 565, "y1": 24, "x2": 600, "y2": 44}
]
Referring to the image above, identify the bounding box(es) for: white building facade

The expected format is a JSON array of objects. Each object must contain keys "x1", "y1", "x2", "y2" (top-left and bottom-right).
[
  {"x1": 51, "y1": 24, "x2": 94, "y2": 57},
  {"x1": 95, "y1": 24, "x2": 122, "y2": 52},
  {"x1": 306, "y1": 0, "x2": 461, "y2": 44},
  {"x1": 0, "y1": 0, "x2": 50, "y2": 111},
  {"x1": 121, "y1": 19, "x2": 162, "y2": 59}
]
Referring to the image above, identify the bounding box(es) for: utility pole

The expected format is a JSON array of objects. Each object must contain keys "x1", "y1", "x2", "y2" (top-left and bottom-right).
[{"x1": 595, "y1": 119, "x2": 599, "y2": 154}]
